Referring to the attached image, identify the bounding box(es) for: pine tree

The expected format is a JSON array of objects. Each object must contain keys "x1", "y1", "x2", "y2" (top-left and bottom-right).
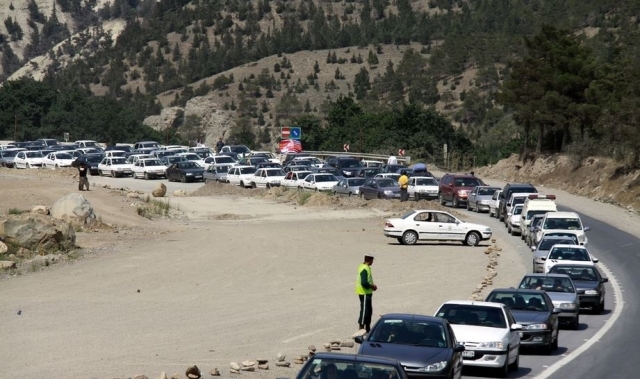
[{"x1": 314, "y1": 60, "x2": 320, "y2": 74}]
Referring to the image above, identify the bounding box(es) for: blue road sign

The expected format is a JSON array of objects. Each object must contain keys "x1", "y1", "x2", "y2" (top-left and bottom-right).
[{"x1": 290, "y1": 127, "x2": 302, "y2": 140}]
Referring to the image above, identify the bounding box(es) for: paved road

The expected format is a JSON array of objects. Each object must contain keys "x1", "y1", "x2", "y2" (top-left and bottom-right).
[{"x1": 88, "y1": 174, "x2": 631, "y2": 379}]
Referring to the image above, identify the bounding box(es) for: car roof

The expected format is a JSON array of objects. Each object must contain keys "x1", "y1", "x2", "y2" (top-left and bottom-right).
[
  {"x1": 311, "y1": 352, "x2": 402, "y2": 365},
  {"x1": 541, "y1": 235, "x2": 576, "y2": 240},
  {"x1": 544, "y1": 211, "x2": 580, "y2": 218},
  {"x1": 233, "y1": 165, "x2": 255, "y2": 168},
  {"x1": 523, "y1": 273, "x2": 572, "y2": 279},
  {"x1": 488, "y1": 288, "x2": 548, "y2": 295},
  {"x1": 443, "y1": 173, "x2": 476, "y2": 178},
  {"x1": 506, "y1": 183, "x2": 536, "y2": 188},
  {"x1": 441, "y1": 300, "x2": 505, "y2": 308},
  {"x1": 411, "y1": 176, "x2": 436, "y2": 179},
  {"x1": 549, "y1": 244, "x2": 586, "y2": 249},
  {"x1": 380, "y1": 313, "x2": 446, "y2": 323}
]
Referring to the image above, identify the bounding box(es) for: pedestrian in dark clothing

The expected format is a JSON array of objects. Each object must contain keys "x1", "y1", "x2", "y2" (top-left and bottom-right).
[
  {"x1": 355, "y1": 254, "x2": 377, "y2": 336},
  {"x1": 78, "y1": 162, "x2": 90, "y2": 191},
  {"x1": 216, "y1": 138, "x2": 225, "y2": 153}
]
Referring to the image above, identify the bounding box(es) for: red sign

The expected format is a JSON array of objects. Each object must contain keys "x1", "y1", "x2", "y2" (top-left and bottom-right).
[
  {"x1": 279, "y1": 139, "x2": 302, "y2": 153},
  {"x1": 344, "y1": 143, "x2": 350, "y2": 152},
  {"x1": 398, "y1": 149, "x2": 405, "y2": 156},
  {"x1": 281, "y1": 127, "x2": 290, "y2": 138}
]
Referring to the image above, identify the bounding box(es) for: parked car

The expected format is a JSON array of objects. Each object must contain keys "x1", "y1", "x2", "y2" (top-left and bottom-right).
[
  {"x1": 298, "y1": 173, "x2": 340, "y2": 192},
  {"x1": 518, "y1": 273, "x2": 583, "y2": 329},
  {"x1": 160, "y1": 155, "x2": 188, "y2": 167},
  {"x1": 220, "y1": 145, "x2": 251, "y2": 155},
  {"x1": 104, "y1": 150, "x2": 128, "y2": 159},
  {"x1": 283, "y1": 164, "x2": 312, "y2": 173},
  {"x1": 359, "y1": 178, "x2": 401, "y2": 200},
  {"x1": 354, "y1": 313, "x2": 464, "y2": 379},
  {"x1": 382, "y1": 164, "x2": 408, "y2": 173},
  {"x1": 282, "y1": 170, "x2": 312, "y2": 189},
  {"x1": 326, "y1": 157, "x2": 363, "y2": 177},
  {"x1": 407, "y1": 176, "x2": 439, "y2": 200},
  {"x1": 227, "y1": 165, "x2": 257, "y2": 188},
  {"x1": 498, "y1": 183, "x2": 538, "y2": 222},
  {"x1": 133, "y1": 141, "x2": 161, "y2": 153},
  {"x1": 548, "y1": 264, "x2": 607, "y2": 313},
  {"x1": 438, "y1": 173, "x2": 485, "y2": 208},
  {"x1": 488, "y1": 189, "x2": 502, "y2": 218},
  {"x1": 98, "y1": 157, "x2": 134, "y2": 177},
  {"x1": 255, "y1": 162, "x2": 283, "y2": 170},
  {"x1": 435, "y1": 300, "x2": 522, "y2": 377},
  {"x1": 312, "y1": 166, "x2": 345, "y2": 180},
  {"x1": 204, "y1": 164, "x2": 232, "y2": 183},
  {"x1": 236, "y1": 156, "x2": 268, "y2": 167},
  {"x1": 290, "y1": 156, "x2": 324, "y2": 168},
  {"x1": 295, "y1": 352, "x2": 409, "y2": 379},
  {"x1": 503, "y1": 192, "x2": 538, "y2": 228},
  {"x1": 176, "y1": 152, "x2": 206, "y2": 168},
  {"x1": 332, "y1": 177, "x2": 366, "y2": 196},
  {"x1": 361, "y1": 160, "x2": 384, "y2": 168},
  {"x1": 541, "y1": 244, "x2": 598, "y2": 273},
  {"x1": 43, "y1": 152, "x2": 75, "y2": 168},
  {"x1": 533, "y1": 211, "x2": 591, "y2": 247},
  {"x1": 14, "y1": 150, "x2": 45, "y2": 168},
  {"x1": 0, "y1": 149, "x2": 23, "y2": 168},
  {"x1": 127, "y1": 154, "x2": 153, "y2": 164},
  {"x1": 485, "y1": 288, "x2": 560, "y2": 353},
  {"x1": 250, "y1": 168, "x2": 286, "y2": 188},
  {"x1": 375, "y1": 173, "x2": 400, "y2": 182},
  {"x1": 383, "y1": 210, "x2": 492, "y2": 246},
  {"x1": 531, "y1": 235, "x2": 580, "y2": 273},
  {"x1": 467, "y1": 186, "x2": 501, "y2": 213},
  {"x1": 165, "y1": 161, "x2": 205, "y2": 182},
  {"x1": 132, "y1": 158, "x2": 167, "y2": 179},
  {"x1": 249, "y1": 151, "x2": 280, "y2": 163},
  {"x1": 74, "y1": 140, "x2": 100, "y2": 149},
  {"x1": 35, "y1": 138, "x2": 60, "y2": 147},
  {"x1": 353, "y1": 167, "x2": 382, "y2": 178},
  {"x1": 506, "y1": 204, "x2": 525, "y2": 236}
]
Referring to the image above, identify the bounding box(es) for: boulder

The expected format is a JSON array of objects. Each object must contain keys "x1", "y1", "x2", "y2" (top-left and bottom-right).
[
  {"x1": 170, "y1": 374, "x2": 183, "y2": 379},
  {"x1": 31, "y1": 205, "x2": 49, "y2": 215},
  {"x1": 0, "y1": 214, "x2": 76, "y2": 254},
  {"x1": 241, "y1": 361, "x2": 256, "y2": 367},
  {"x1": 174, "y1": 189, "x2": 187, "y2": 197},
  {"x1": 275, "y1": 361, "x2": 290, "y2": 367},
  {"x1": 50, "y1": 193, "x2": 96, "y2": 225},
  {"x1": 0, "y1": 261, "x2": 16, "y2": 269},
  {"x1": 209, "y1": 368, "x2": 220, "y2": 376},
  {"x1": 340, "y1": 341, "x2": 355, "y2": 348},
  {"x1": 240, "y1": 366, "x2": 255, "y2": 372},
  {"x1": 127, "y1": 192, "x2": 140, "y2": 199},
  {"x1": 0, "y1": 241, "x2": 7, "y2": 254},
  {"x1": 256, "y1": 359, "x2": 268, "y2": 364},
  {"x1": 185, "y1": 365, "x2": 201, "y2": 379},
  {"x1": 153, "y1": 183, "x2": 167, "y2": 198},
  {"x1": 230, "y1": 362, "x2": 241, "y2": 371},
  {"x1": 258, "y1": 364, "x2": 268, "y2": 370},
  {"x1": 276, "y1": 353, "x2": 286, "y2": 362},
  {"x1": 157, "y1": 373, "x2": 168, "y2": 379}
]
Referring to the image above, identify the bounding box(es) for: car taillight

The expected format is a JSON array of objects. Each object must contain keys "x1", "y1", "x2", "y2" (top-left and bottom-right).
[{"x1": 385, "y1": 222, "x2": 394, "y2": 228}]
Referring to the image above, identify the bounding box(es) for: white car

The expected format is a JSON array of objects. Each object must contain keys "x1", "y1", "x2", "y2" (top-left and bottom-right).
[
  {"x1": 177, "y1": 153, "x2": 206, "y2": 168},
  {"x1": 291, "y1": 156, "x2": 324, "y2": 168},
  {"x1": 251, "y1": 151, "x2": 281, "y2": 163},
  {"x1": 42, "y1": 152, "x2": 75, "y2": 168},
  {"x1": 407, "y1": 176, "x2": 439, "y2": 200},
  {"x1": 507, "y1": 204, "x2": 524, "y2": 236},
  {"x1": 534, "y1": 211, "x2": 591, "y2": 246},
  {"x1": 203, "y1": 154, "x2": 237, "y2": 170},
  {"x1": 250, "y1": 168, "x2": 286, "y2": 189},
  {"x1": 383, "y1": 210, "x2": 492, "y2": 246},
  {"x1": 98, "y1": 157, "x2": 134, "y2": 177},
  {"x1": 542, "y1": 244, "x2": 598, "y2": 273},
  {"x1": 14, "y1": 151, "x2": 45, "y2": 168},
  {"x1": 282, "y1": 170, "x2": 312, "y2": 189},
  {"x1": 227, "y1": 165, "x2": 257, "y2": 187},
  {"x1": 488, "y1": 189, "x2": 502, "y2": 218},
  {"x1": 132, "y1": 158, "x2": 167, "y2": 179},
  {"x1": 104, "y1": 150, "x2": 128, "y2": 158},
  {"x1": 435, "y1": 300, "x2": 522, "y2": 376},
  {"x1": 128, "y1": 154, "x2": 153, "y2": 164},
  {"x1": 298, "y1": 173, "x2": 339, "y2": 192}
]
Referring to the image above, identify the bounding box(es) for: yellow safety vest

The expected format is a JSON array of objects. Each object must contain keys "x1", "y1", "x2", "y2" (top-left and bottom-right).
[
  {"x1": 399, "y1": 175, "x2": 409, "y2": 189},
  {"x1": 356, "y1": 263, "x2": 373, "y2": 295}
]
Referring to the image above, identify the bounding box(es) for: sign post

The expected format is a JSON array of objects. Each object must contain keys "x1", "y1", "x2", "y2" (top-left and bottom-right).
[
  {"x1": 64, "y1": 133, "x2": 69, "y2": 142},
  {"x1": 281, "y1": 127, "x2": 290, "y2": 139}
]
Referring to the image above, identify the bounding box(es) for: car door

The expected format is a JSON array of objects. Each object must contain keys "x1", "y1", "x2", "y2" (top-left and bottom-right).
[
  {"x1": 283, "y1": 171, "x2": 294, "y2": 188},
  {"x1": 468, "y1": 187, "x2": 478, "y2": 209},
  {"x1": 412, "y1": 211, "x2": 438, "y2": 240},
  {"x1": 16, "y1": 152, "x2": 25, "y2": 167},
  {"x1": 407, "y1": 178, "x2": 416, "y2": 198},
  {"x1": 433, "y1": 212, "x2": 464, "y2": 240},
  {"x1": 360, "y1": 179, "x2": 373, "y2": 199},
  {"x1": 335, "y1": 179, "x2": 346, "y2": 195},
  {"x1": 446, "y1": 323, "x2": 465, "y2": 378},
  {"x1": 440, "y1": 175, "x2": 453, "y2": 201},
  {"x1": 302, "y1": 175, "x2": 313, "y2": 190},
  {"x1": 504, "y1": 307, "x2": 521, "y2": 358}
]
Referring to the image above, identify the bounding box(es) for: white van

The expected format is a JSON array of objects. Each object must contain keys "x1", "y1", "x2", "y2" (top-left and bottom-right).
[
  {"x1": 534, "y1": 211, "x2": 591, "y2": 246},
  {"x1": 504, "y1": 192, "x2": 537, "y2": 227},
  {"x1": 519, "y1": 195, "x2": 558, "y2": 241}
]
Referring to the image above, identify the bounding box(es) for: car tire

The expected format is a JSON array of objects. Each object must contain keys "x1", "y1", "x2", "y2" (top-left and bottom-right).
[
  {"x1": 98, "y1": 170, "x2": 102, "y2": 176},
  {"x1": 144, "y1": 172, "x2": 150, "y2": 180},
  {"x1": 26, "y1": 163, "x2": 31, "y2": 169},
  {"x1": 266, "y1": 184, "x2": 271, "y2": 189},
  {"x1": 464, "y1": 232, "x2": 481, "y2": 246},
  {"x1": 452, "y1": 196, "x2": 459, "y2": 208},
  {"x1": 402, "y1": 230, "x2": 418, "y2": 245},
  {"x1": 598, "y1": 298, "x2": 605, "y2": 314},
  {"x1": 466, "y1": 201, "x2": 471, "y2": 211},
  {"x1": 497, "y1": 350, "x2": 509, "y2": 378},
  {"x1": 476, "y1": 203, "x2": 480, "y2": 213},
  {"x1": 508, "y1": 350, "x2": 519, "y2": 372},
  {"x1": 348, "y1": 192, "x2": 353, "y2": 197},
  {"x1": 572, "y1": 315, "x2": 580, "y2": 330},
  {"x1": 396, "y1": 237, "x2": 404, "y2": 245},
  {"x1": 181, "y1": 175, "x2": 187, "y2": 183},
  {"x1": 205, "y1": 178, "x2": 210, "y2": 184},
  {"x1": 439, "y1": 194, "x2": 446, "y2": 205},
  {"x1": 315, "y1": 188, "x2": 318, "y2": 192},
  {"x1": 251, "y1": 182, "x2": 257, "y2": 189},
  {"x1": 55, "y1": 164, "x2": 59, "y2": 169},
  {"x1": 239, "y1": 181, "x2": 244, "y2": 188},
  {"x1": 377, "y1": 192, "x2": 382, "y2": 199},
  {"x1": 111, "y1": 170, "x2": 116, "y2": 178},
  {"x1": 551, "y1": 333, "x2": 559, "y2": 350},
  {"x1": 359, "y1": 192, "x2": 364, "y2": 199}
]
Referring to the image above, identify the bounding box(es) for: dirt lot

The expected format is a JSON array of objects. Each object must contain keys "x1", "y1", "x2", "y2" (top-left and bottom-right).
[{"x1": 0, "y1": 168, "x2": 522, "y2": 379}]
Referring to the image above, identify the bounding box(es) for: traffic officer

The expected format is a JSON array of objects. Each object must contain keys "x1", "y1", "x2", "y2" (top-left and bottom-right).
[{"x1": 355, "y1": 254, "x2": 377, "y2": 335}]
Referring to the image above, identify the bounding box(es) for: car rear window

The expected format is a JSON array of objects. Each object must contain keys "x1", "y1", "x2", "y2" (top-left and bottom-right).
[
  {"x1": 436, "y1": 304, "x2": 506, "y2": 329},
  {"x1": 454, "y1": 177, "x2": 482, "y2": 187}
]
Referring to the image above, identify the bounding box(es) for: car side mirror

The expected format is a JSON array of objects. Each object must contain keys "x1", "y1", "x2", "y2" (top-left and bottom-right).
[
  {"x1": 601, "y1": 277, "x2": 609, "y2": 283},
  {"x1": 453, "y1": 343, "x2": 465, "y2": 353},
  {"x1": 510, "y1": 323, "x2": 523, "y2": 331},
  {"x1": 552, "y1": 308, "x2": 563, "y2": 314},
  {"x1": 592, "y1": 258, "x2": 599, "y2": 263},
  {"x1": 531, "y1": 246, "x2": 536, "y2": 251},
  {"x1": 354, "y1": 336, "x2": 364, "y2": 344},
  {"x1": 507, "y1": 213, "x2": 512, "y2": 216},
  {"x1": 455, "y1": 220, "x2": 460, "y2": 225},
  {"x1": 584, "y1": 226, "x2": 591, "y2": 232},
  {"x1": 540, "y1": 257, "x2": 546, "y2": 261}
]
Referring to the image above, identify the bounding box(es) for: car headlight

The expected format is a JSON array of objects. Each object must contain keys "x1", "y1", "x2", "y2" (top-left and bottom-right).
[
  {"x1": 384, "y1": 190, "x2": 394, "y2": 195},
  {"x1": 524, "y1": 324, "x2": 548, "y2": 330},
  {"x1": 481, "y1": 200, "x2": 491, "y2": 204},
  {"x1": 578, "y1": 235, "x2": 586, "y2": 243},
  {"x1": 417, "y1": 361, "x2": 447, "y2": 372},
  {"x1": 484, "y1": 228, "x2": 491, "y2": 232},
  {"x1": 585, "y1": 290, "x2": 598, "y2": 295},
  {"x1": 457, "y1": 190, "x2": 467, "y2": 196},
  {"x1": 534, "y1": 257, "x2": 545, "y2": 263},
  {"x1": 478, "y1": 341, "x2": 504, "y2": 349},
  {"x1": 186, "y1": 172, "x2": 193, "y2": 175},
  {"x1": 556, "y1": 303, "x2": 577, "y2": 310}
]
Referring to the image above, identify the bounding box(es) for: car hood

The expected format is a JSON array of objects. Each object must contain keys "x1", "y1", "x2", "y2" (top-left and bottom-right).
[
  {"x1": 476, "y1": 195, "x2": 494, "y2": 201},
  {"x1": 379, "y1": 186, "x2": 401, "y2": 192},
  {"x1": 510, "y1": 310, "x2": 550, "y2": 324},
  {"x1": 358, "y1": 342, "x2": 451, "y2": 367},
  {"x1": 316, "y1": 181, "x2": 338, "y2": 188},
  {"x1": 548, "y1": 292, "x2": 577, "y2": 302},
  {"x1": 572, "y1": 280, "x2": 599, "y2": 290},
  {"x1": 450, "y1": 324, "x2": 507, "y2": 342},
  {"x1": 177, "y1": 168, "x2": 204, "y2": 173},
  {"x1": 509, "y1": 214, "x2": 520, "y2": 224}
]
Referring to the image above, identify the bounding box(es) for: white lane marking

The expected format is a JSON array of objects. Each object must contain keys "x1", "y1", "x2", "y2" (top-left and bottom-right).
[
  {"x1": 535, "y1": 263, "x2": 624, "y2": 378},
  {"x1": 282, "y1": 328, "x2": 333, "y2": 343}
]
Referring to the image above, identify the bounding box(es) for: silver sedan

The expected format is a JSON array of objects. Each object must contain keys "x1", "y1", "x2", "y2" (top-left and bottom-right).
[
  {"x1": 332, "y1": 177, "x2": 366, "y2": 196},
  {"x1": 467, "y1": 186, "x2": 501, "y2": 213}
]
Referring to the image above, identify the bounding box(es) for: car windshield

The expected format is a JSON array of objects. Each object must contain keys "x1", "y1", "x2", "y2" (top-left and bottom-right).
[
  {"x1": 178, "y1": 162, "x2": 199, "y2": 169},
  {"x1": 112, "y1": 158, "x2": 128, "y2": 164},
  {"x1": 543, "y1": 217, "x2": 582, "y2": 230},
  {"x1": 56, "y1": 153, "x2": 73, "y2": 160},
  {"x1": 415, "y1": 178, "x2": 438, "y2": 186},
  {"x1": 26, "y1": 152, "x2": 43, "y2": 158},
  {"x1": 520, "y1": 276, "x2": 575, "y2": 293},
  {"x1": 513, "y1": 197, "x2": 527, "y2": 206},
  {"x1": 436, "y1": 304, "x2": 507, "y2": 329},
  {"x1": 315, "y1": 174, "x2": 337, "y2": 182},
  {"x1": 155, "y1": 151, "x2": 174, "y2": 158},
  {"x1": 184, "y1": 154, "x2": 201, "y2": 160},
  {"x1": 487, "y1": 292, "x2": 549, "y2": 312},
  {"x1": 297, "y1": 357, "x2": 403, "y2": 379},
  {"x1": 549, "y1": 266, "x2": 598, "y2": 281},
  {"x1": 539, "y1": 238, "x2": 576, "y2": 250},
  {"x1": 115, "y1": 146, "x2": 132, "y2": 152},
  {"x1": 340, "y1": 159, "x2": 361, "y2": 168},
  {"x1": 368, "y1": 319, "x2": 447, "y2": 347},
  {"x1": 377, "y1": 179, "x2": 397, "y2": 187},
  {"x1": 216, "y1": 156, "x2": 235, "y2": 164},
  {"x1": 513, "y1": 206, "x2": 523, "y2": 215},
  {"x1": 2, "y1": 151, "x2": 18, "y2": 157},
  {"x1": 240, "y1": 167, "x2": 256, "y2": 175},
  {"x1": 347, "y1": 178, "x2": 366, "y2": 186},
  {"x1": 527, "y1": 210, "x2": 550, "y2": 220},
  {"x1": 478, "y1": 187, "x2": 500, "y2": 195},
  {"x1": 215, "y1": 166, "x2": 230, "y2": 173},
  {"x1": 146, "y1": 159, "x2": 163, "y2": 166},
  {"x1": 548, "y1": 247, "x2": 590, "y2": 261},
  {"x1": 454, "y1": 177, "x2": 482, "y2": 187},
  {"x1": 168, "y1": 157, "x2": 187, "y2": 163},
  {"x1": 82, "y1": 141, "x2": 98, "y2": 147},
  {"x1": 110, "y1": 151, "x2": 126, "y2": 157},
  {"x1": 231, "y1": 146, "x2": 251, "y2": 154},
  {"x1": 266, "y1": 169, "x2": 285, "y2": 176}
]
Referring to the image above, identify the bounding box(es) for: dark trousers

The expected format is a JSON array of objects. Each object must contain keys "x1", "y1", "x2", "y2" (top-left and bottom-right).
[
  {"x1": 79, "y1": 177, "x2": 90, "y2": 191},
  {"x1": 358, "y1": 294, "x2": 373, "y2": 331},
  {"x1": 400, "y1": 188, "x2": 408, "y2": 202}
]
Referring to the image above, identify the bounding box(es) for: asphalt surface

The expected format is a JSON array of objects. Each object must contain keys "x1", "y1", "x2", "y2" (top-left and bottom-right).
[{"x1": 87, "y1": 174, "x2": 632, "y2": 379}]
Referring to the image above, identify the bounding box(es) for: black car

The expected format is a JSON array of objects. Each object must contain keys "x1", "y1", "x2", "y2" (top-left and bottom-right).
[
  {"x1": 326, "y1": 157, "x2": 363, "y2": 177},
  {"x1": 76, "y1": 154, "x2": 104, "y2": 175},
  {"x1": 382, "y1": 164, "x2": 409, "y2": 173},
  {"x1": 353, "y1": 167, "x2": 382, "y2": 178},
  {"x1": 485, "y1": 288, "x2": 560, "y2": 353},
  {"x1": 498, "y1": 183, "x2": 537, "y2": 222},
  {"x1": 355, "y1": 313, "x2": 464, "y2": 379},
  {"x1": 296, "y1": 352, "x2": 409, "y2": 379},
  {"x1": 166, "y1": 161, "x2": 204, "y2": 182},
  {"x1": 548, "y1": 264, "x2": 607, "y2": 313}
]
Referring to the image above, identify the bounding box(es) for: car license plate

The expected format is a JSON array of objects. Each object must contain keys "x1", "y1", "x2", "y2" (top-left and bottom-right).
[
  {"x1": 195, "y1": 175, "x2": 202, "y2": 178},
  {"x1": 462, "y1": 351, "x2": 475, "y2": 358}
]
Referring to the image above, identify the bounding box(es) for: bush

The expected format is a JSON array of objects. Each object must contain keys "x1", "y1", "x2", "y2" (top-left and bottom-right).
[{"x1": 298, "y1": 192, "x2": 312, "y2": 205}]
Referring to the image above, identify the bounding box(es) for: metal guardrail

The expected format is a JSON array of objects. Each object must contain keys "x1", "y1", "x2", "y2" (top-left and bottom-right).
[{"x1": 302, "y1": 151, "x2": 412, "y2": 165}]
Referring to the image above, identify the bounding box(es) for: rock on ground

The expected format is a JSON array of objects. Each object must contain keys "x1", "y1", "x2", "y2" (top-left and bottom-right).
[
  {"x1": 50, "y1": 193, "x2": 97, "y2": 225},
  {"x1": 0, "y1": 214, "x2": 76, "y2": 254},
  {"x1": 153, "y1": 183, "x2": 167, "y2": 197}
]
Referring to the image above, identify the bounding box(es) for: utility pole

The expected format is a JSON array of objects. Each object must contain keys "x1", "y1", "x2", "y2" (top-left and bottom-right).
[{"x1": 14, "y1": 114, "x2": 17, "y2": 141}]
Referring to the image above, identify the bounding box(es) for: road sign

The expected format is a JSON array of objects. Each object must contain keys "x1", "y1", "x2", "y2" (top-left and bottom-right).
[
  {"x1": 344, "y1": 143, "x2": 350, "y2": 152},
  {"x1": 398, "y1": 149, "x2": 405, "y2": 156},
  {"x1": 290, "y1": 127, "x2": 301, "y2": 140},
  {"x1": 281, "y1": 127, "x2": 290, "y2": 138},
  {"x1": 63, "y1": 132, "x2": 69, "y2": 142}
]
